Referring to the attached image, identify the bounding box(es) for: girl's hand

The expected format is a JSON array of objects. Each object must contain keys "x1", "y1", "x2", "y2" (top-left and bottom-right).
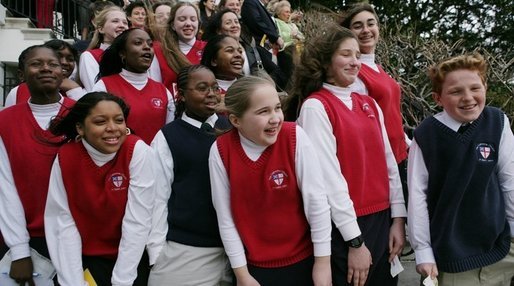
[
  {"x1": 388, "y1": 217, "x2": 406, "y2": 262},
  {"x1": 312, "y1": 256, "x2": 332, "y2": 286},
  {"x1": 234, "y1": 266, "x2": 261, "y2": 286},
  {"x1": 347, "y1": 244, "x2": 372, "y2": 286},
  {"x1": 10, "y1": 257, "x2": 35, "y2": 286}
]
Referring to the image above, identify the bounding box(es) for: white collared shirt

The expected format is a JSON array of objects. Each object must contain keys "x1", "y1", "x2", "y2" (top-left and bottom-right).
[{"x1": 407, "y1": 110, "x2": 514, "y2": 265}]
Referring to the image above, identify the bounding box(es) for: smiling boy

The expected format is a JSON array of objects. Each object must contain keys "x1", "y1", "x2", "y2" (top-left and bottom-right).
[{"x1": 407, "y1": 53, "x2": 514, "y2": 285}]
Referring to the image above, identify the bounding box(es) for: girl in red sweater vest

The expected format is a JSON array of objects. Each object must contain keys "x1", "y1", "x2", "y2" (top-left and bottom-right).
[
  {"x1": 286, "y1": 24, "x2": 406, "y2": 286},
  {"x1": 93, "y1": 28, "x2": 174, "y2": 145},
  {"x1": 341, "y1": 3, "x2": 409, "y2": 204},
  {"x1": 149, "y1": 2, "x2": 207, "y2": 99},
  {"x1": 79, "y1": 6, "x2": 129, "y2": 91},
  {"x1": 0, "y1": 45, "x2": 74, "y2": 286},
  {"x1": 209, "y1": 76, "x2": 332, "y2": 285},
  {"x1": 45, "y1": 92, "x2": 155, "y2": 286}
]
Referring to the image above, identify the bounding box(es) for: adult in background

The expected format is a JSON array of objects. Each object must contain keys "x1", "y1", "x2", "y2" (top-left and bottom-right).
[
  {"x1": 241, "y1": 0, "x2": 283, "y2": 50},
  {"x1": 125, "y1": 1, "x2": 148, "y2": 29}
]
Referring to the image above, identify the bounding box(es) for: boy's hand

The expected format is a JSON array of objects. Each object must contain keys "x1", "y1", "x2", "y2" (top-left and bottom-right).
[
  {"x1": 416, "y1": 263, "x2": 438, "y2": 279},
  {"x1": 347, "y1": 243, "x2": 372, "y2": 286},
  {"x1": 10, "y1": 257, "x2": 35, "y2": 286},
  {"x1": 312, "y1": 256, "x2": 331, "y2": 286},
  {"x1": 388, "y1": 217, "x2": 406, "y2": 262}
]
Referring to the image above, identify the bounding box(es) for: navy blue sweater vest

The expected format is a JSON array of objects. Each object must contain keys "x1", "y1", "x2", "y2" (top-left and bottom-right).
[
  {"x1": 414, "y1": 107, "x2": 511, "y2": 273},
  {"x1": 161, "y1": 116, "x2": 230, "y2": 247}
]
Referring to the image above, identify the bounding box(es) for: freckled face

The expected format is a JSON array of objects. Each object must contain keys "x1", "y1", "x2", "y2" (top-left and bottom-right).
[
  {"x1": 231, "y1": 84, "x2": 284, "y2": 147},
  {"x1": 433, "y1": 69, "x2": 486, "y2": 124}
]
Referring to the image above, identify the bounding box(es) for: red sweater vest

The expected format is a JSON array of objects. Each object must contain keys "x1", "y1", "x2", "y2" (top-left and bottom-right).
[
  {"x1": 310, "y1": 89, "x2": 390, "y2": 217},
  {"x1": 59, "y1": 135, "x2": 139, "y2": 259},
  {"x1": 358, "y1": 64, "x2": 407, "y2": 163},
  {"x1": 102, "y1": 74, "x2": 168, "y2": 144},
  {"x1": 153, "y1": 40, "x2": 206, "y2": 100},
  {"x1": 0, "y1": 98, "x2": 75, "y2": 237},
  {"x1": 15, "y1": 83, "x2": 66, "y2": 105},
  {"x1": 88, "y1": 48, "x2": 104, "y2": 63},
  {"x1": 217, "y1": 122, "x2": 312, "y2": 268}
]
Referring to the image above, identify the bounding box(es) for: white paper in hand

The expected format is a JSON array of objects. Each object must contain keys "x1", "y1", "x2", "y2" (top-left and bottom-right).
[
  {"x1": 422, "y1": 276, "x2": 439, "y2": 286},
  {"x1": 0, "y1": 248, "x2": 55, "y2": 285},
  {"x1": 389, "y1": 255, "x2": 404, "y2": 278}
]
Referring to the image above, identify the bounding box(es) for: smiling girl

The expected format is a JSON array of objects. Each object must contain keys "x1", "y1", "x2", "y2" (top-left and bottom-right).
[
  {"x1": 93, "y1": 28, "x2": 174, "y2": 144},
  {"x1": 80, "y1": 6, "x2": 129, "y2": 91},
  {"x1": 341, "y1": 3, "x2": 410, "y2": 204},
  {"x1": 201, "y1": 34, "x2": 244, "y2": 94},
  {"x1": 150, "y1": 2, "x2": 206, "y2": 98},
  {"x1": 286, "y1": 24, "x2": 406, "y2": 286},
  {"x1": 209, "y1": 76, "x2": 332, "y2": 285},
  {"x1": 148, "y1": 65, "x2": 232, "y2": 285},
  {"x1": 45, "y1": 92, "x2": 155, "y2": 286}
]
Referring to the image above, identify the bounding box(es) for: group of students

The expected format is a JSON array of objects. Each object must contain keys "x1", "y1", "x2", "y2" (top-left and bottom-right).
[{"x1": 1, "y1": 2, "x2": 513, "y2": 286}]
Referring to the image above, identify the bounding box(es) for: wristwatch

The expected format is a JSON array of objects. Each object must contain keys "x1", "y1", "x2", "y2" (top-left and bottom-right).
[{"x1": 347, "y1": 235, "x2": 364, "y2": 248}]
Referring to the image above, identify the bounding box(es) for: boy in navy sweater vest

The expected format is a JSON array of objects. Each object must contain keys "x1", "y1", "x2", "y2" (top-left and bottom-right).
[{"x1": 407, "y1": 53, "x2": 514, "y2": 285}]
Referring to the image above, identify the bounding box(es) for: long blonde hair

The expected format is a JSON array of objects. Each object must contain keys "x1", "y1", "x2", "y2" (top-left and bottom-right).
[{"x1": 87, "y1": 6, "x2": 126, "y2": 50}]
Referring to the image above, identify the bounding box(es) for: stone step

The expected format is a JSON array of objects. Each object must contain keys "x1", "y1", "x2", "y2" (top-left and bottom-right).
[
  {"x1": 20, "y1": 28, "x2": 54, "y2": 41},
  {"x1": 3, "y1": 17, "x2": 35, "y2": 29}
]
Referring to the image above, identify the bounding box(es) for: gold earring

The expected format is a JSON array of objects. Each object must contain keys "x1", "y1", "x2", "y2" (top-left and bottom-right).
[{"x1": 75, "y1": 134, "x2": 82, "y2": 142}]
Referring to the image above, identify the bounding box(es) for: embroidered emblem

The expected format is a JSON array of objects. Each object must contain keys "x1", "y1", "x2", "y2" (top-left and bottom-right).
[
  {"x1": 269, "y1": 170, "x2": 288, "y2": 190},
  {"x1": 151, "y1": 98, "x2": 164, "y2": 109},
  {"x1": 475, "y1": 143, "x2": 495, "y2": 162},
  {"x1": 110, "y1": 173, "x2": 127, "y2": 191},
  {"x1": 362, "y1": 103, "x2": 375, "y2": 119}
]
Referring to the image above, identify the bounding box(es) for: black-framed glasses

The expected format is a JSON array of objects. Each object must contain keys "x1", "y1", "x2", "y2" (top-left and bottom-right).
[{"x1": 188, "y1": 84, "x2": 222, "y2": 95}]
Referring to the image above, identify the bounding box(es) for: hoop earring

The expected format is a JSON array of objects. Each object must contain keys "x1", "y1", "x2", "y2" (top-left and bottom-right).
[
  {"x1": 126, "y1": 128, "x2": 131, "y2": 135},
  {"x1": 121, "y1": 57, "x2": 126, "y2": 65},
  {"x1": 75, "y1": 134, "x2": 82, "y2": 142}
]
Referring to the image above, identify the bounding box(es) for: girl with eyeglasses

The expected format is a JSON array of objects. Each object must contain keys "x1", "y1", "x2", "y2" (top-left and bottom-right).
[
  {"x1": 93, "y1": 28, "x2": 174, "y2": 145},
  {"x1": 147, "y1": 65, "x2": 232, "y2": 285}
]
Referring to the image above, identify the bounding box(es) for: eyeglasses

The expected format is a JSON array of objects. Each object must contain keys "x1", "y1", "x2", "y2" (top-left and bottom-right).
[{"x1": 188, "y1": 84, "x2": 222, "y2": 95}]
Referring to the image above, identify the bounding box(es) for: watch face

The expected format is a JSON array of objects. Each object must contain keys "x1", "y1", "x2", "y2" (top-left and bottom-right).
[{"x1": 348, "y1": 236, "x2": 363, "y2": 248}]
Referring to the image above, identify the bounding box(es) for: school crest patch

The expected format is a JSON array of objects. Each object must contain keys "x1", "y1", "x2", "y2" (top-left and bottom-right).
[
  {"x1": 151, "y1": 98, "x2": 165, "y2": 109},
  {"x1": 268, "y1": 170, "x2": 289, "y2": 190},
  {"x1": 110, "y1": 172, "x2": 128, "y2": 191},
  {"x1": 475, "y1": 143, "x2": 495, "y2": 163},
  {"x1": 361, "y1": 103, "x2": 376, "y2": 119}
]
